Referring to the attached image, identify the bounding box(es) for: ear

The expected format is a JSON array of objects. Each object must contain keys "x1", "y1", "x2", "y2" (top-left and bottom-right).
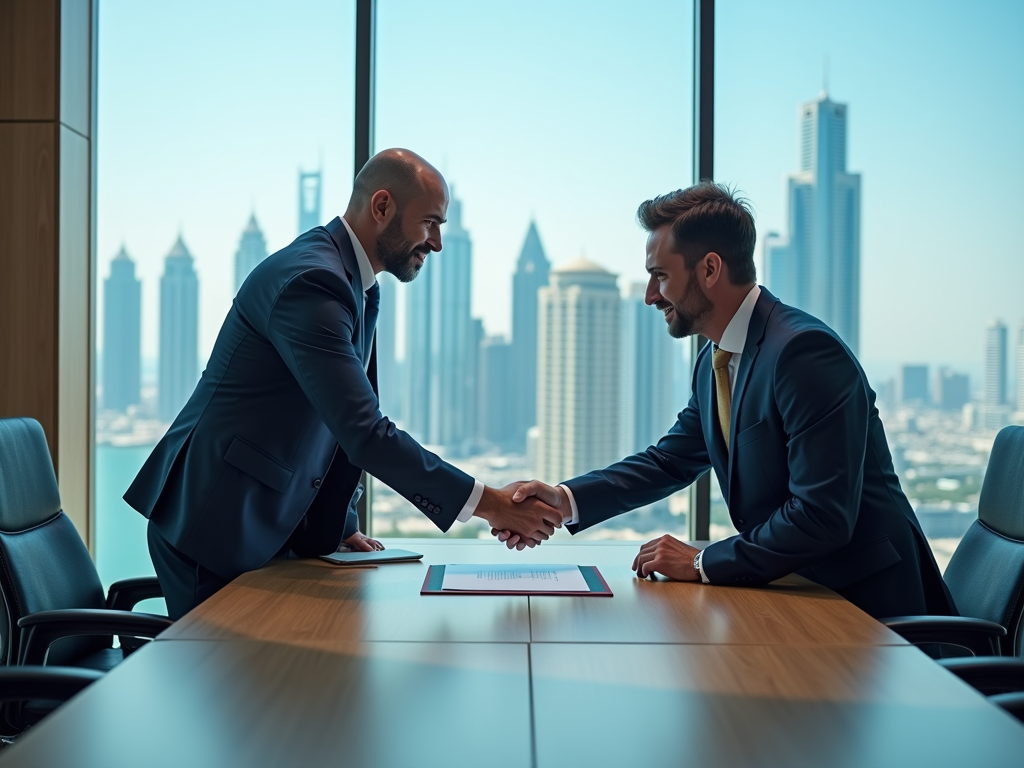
[
  {"x1": 703, "y1": 251, "x2": 723, "y2": 289},
  {"x1": 369, "y1": 190, "x2": 394, "y2": 226}
]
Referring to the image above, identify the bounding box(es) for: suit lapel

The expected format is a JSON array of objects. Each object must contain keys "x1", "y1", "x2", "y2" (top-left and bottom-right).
[
  {"x1": 726, "y1": 288, "x2": 777, "y2": 487},
  {"x1": 324, "y1": 217, "x2": 368, "y2": 363}
]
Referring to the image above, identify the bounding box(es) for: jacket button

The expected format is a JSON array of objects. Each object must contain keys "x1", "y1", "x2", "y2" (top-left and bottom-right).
[
  {"x1": 312, "y1": 478, "x2": 322, "y2": 489},
  {"x1": 414, "y1": 494, "x2": 423, "y2": 504},
  {"x1": 737, "y1": 518, "x2": 745, "y2": 526},
  {"x1": 435, "y1": 506, "x2": 442, "y2": 515}
]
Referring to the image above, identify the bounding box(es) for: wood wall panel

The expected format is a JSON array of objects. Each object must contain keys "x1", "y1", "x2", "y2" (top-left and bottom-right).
[
  {"x1": 0, "y1": 0, "x2": 58, "y2": 121},
  {"x1": 0, "y1": 123, "x2": 59, "y2": 452}
]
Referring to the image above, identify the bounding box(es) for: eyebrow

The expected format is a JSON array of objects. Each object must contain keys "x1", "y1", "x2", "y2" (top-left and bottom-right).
[{"x1": 427, "y1": 215, "x2": 447, "y2": 224}]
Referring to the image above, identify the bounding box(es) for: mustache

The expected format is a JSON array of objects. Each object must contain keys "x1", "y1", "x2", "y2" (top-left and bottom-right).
[{"x1": 653, "y1": 301, "x2": 673, "y2": 312}]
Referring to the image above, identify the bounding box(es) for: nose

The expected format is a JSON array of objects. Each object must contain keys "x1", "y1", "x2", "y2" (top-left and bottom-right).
[
  {"x1": 644, "y1": 275, "x2": 661, "y2": 306},
  {"x1": 428, "y1": 223, "x2": 442, "y2": 253}
]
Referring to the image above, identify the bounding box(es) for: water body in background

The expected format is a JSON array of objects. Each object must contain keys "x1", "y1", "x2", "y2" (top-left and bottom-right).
[{"x1": 96, "y1": 443, "x2": 166, "y2": 613}]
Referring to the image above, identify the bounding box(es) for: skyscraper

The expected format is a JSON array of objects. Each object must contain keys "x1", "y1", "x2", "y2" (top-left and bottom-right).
[
  {"x1": 620, "y1": 283, "x2": 676, "y2": 455},
  {"x1": 536, "y1": 258, "x2": 620, "y2": 484},
  {"x1": 234, "y1": 213, "x2": 268, "y2": 294},
  {"x1": 985, "y1": 320, "x2": 1008, "y2": 407},
  {"x1": 375, "y1": 272, "x2": 401, "y2": 419},
  {"x1": 510, "y1": 221, "x2": 551, "y2": 449},
  {"x1": 1017, "y1": 320, "x2": 1024, "y2": 412},
  {"x1": 158, "y1": 235, "x2": 199, "y2": 422},
  {"x1": 402, "y1": 192, "x2": 475, "y2": 453},
  {"x1": 935, "y1": 368, "x2": 969, "y2": 412},
  {"x1": 899, "y1": 364, "x2": 929, "y2": 405},
  {"x1": 765, "y1": 92, "x2": 862, "y2": 354},
  {"x1": 102, "y1": 246, "x2": 141, "y2": 412},
  {"x1": 298, "y1": 169, "x2": 322, "y2": 234},
  {"x1": 478, "y1": 336, "x2": 516, "y2": 449}
]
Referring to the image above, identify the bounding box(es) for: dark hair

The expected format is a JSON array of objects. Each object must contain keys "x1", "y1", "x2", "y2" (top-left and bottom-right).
[{"x1": 636, "y1": 181, "x2": 757, "y2": 285}]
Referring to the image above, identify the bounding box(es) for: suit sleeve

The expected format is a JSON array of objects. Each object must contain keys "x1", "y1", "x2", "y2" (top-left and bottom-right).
[
  {"x1": 563, "y1": 388, "x2": 712, "y2": 533},
  {"x1": 265, "y1": 269, "x2": 474, "y2": 532},
  {"x1": 701, "y1": 329, "x2": 868, "y2": 584}
]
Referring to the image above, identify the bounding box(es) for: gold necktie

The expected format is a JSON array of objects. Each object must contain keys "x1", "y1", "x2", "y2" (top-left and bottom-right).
[{"x1": 713, "y1": 346, "x2": 733, "y2": 451}]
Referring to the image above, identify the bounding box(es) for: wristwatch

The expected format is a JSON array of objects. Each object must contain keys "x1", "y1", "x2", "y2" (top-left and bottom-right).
[{"x1": 693, "y1": 550, "x2": 702, "y2": 577}]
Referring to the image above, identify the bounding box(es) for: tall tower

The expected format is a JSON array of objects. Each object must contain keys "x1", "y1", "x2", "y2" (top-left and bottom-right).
[
  {"x1": 102, "y1": 246, "x2": 141, "y2": 412},
  {"x1": 620, "y1": 283, "x2": 676, "y2": 455},
  {"x1": 536, "y1": 258, "x2": 620, "y2": 484},
  {"x1": 375, "y1": 272, "x2": 401, "y2": 419},
  {"x1": 298, "y1": 170, "x2": 322, "y2": 234},
  {"x1": 234, "y1": 213, "x2": 268, "y2": 294},
  {"x1": 767, "y1": 92, "x2": 861, "y2": 354},
  {"x1": 404, "y1": 241, "x2": 433, "y2": 442},
  {"x1": 985, "y1": 320, "x2": 1008, "y2": 407},
  {"x1": 478, "y1": 336, "x2": 516, "y2": 449},
  {"x1": 510, "y1": 221, "x2": 550, "y2": 449},
  {"x1": 158, "y1": 235, "x2": 199, "y2": 422}
]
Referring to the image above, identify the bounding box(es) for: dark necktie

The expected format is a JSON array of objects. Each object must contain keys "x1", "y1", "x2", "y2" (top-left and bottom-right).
[{"x1": 362, "y1": 282, "x2": 380, "y2": 366}]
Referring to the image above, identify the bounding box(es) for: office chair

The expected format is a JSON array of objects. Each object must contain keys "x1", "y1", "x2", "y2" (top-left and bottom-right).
[
  {"x1": 882, "y1": 425, "x2": 1024, "y2": 658},
  {"x1": 0, "y1": 417, "x2": 172, "y2": 733},
  {"x1": 0, "y1": 667, "x2": 103, "y2": 745},
  {"x1": 937, "y1": 657, "x2": 1024, "y2": 724}
]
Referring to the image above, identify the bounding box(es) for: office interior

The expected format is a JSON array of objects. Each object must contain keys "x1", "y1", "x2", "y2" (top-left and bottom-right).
[{"x1": 1, "y1": 0, "x2": 1023, "y2": 765}]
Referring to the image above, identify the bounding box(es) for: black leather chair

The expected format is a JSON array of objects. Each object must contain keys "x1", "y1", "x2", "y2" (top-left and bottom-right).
[
  {"x1": 938, "y1": 657, "x2": 1024, "y2": 723},
  {"x1": 0, "y1": 667, "x2": 103, "y2": 746},
  {"x1": 883, "y1": 425, "x2": 1024, "y2": 657},
  {"x1": 0, "y1": 417, "x2": 172, "y2": 733}
]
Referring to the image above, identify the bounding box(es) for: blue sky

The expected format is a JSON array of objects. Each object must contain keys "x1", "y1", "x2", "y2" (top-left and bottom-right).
[{"x1": 97, "y1": 0, "x2": 1023, "y2": 390}]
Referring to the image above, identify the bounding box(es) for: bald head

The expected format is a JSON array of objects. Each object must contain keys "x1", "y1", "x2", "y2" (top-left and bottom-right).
[{"x1": 346, "y1": 148, "x2": 446, "y2": 214}]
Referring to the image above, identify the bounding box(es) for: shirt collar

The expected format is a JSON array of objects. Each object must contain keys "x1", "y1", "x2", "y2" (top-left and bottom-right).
[
  {"x1": 717, "y1": 284, "x2": 761, "y2": 354},
  {"x1": 339, "y1": 216, "x2": 377, "y2": 294}
]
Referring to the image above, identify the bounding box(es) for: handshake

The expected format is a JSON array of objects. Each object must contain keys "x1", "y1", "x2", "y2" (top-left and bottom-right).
[{"x1": 473, "y1": 480, "x2": 571, "y2": 550}]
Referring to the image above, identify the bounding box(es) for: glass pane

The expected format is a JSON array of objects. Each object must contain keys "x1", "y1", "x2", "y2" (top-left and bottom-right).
[
  {"x1": 371, "y1": 0, "x2": 694, "y2": 541},
  {"x1": 714, "y1": 1, "x2": 1024, "y2": 561},
  {"x1": 95, "y1": 1, "x2": 356, "y2": 591}
]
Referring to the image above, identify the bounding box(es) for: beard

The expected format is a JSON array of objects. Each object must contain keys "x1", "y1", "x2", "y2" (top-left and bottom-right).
[
  {"x1": 376, "y1": 214, "x2": 429, "y2": 283},
  {"x1": 663, "y1": 274, "x2": 713, "y2": 339}
]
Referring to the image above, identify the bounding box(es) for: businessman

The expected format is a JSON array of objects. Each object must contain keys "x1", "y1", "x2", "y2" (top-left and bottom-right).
[
  {"x1": 126, "y1": 149, "x2": 561, "y2": 619},
  {"x1": 507, "y1": 182, "x2": 954, "y2": 620}
]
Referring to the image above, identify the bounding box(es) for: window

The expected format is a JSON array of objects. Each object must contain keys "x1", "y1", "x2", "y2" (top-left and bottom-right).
[
  {"x1": 94, "y1": 0, "x2": 356, "y2": 589},
  {"x1": 713, "y1": 0, "x2": 1024, "y2": 562},
  {"x1": 369, "y1": 0, "x2": 694, "y2": 541}
]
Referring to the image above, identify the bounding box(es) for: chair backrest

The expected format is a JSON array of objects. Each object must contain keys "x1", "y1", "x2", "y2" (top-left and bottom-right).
[
  {"x1": 0, "y1": 418, "x2": 107, "y2": 665},
  {"x1": 944, "y1": 425, "x2": 1024, "y2": 655}
]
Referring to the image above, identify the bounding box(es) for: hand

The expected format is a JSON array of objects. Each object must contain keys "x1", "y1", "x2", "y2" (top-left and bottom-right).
[
  {"x1": 490, "y1": 480, "x2": 569, "y2": 550},
  {"x1": 632, "y1": 535, "x2": 701, "y2": 581},
  {"x1": 342, "y1": 531, "x2": 385, "y2": 552},
  {"x1": 474, "y1": 483, "x2": 562, "y2": 551}
]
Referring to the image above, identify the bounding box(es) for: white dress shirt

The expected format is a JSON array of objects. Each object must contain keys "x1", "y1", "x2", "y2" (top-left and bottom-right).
[
  {"x1": 340, "y1": 218, "x2": 484, "y2": 525},
  {"x1": 560, "y1": 285, "x2": 762, "y2": 581}
]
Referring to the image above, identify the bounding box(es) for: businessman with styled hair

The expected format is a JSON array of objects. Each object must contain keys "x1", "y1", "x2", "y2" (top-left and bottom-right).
[
  {"x1": 507, "y1": 182, "x2": 953, "y2": 620},
  {"x1": 127, "y1": 149, "x2": 561, "y2": 619}
]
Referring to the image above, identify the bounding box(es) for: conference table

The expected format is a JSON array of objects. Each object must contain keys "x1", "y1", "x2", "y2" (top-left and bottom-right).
[{"x1": 3, "y1": 539, "x2": 1024, "y2": 767}]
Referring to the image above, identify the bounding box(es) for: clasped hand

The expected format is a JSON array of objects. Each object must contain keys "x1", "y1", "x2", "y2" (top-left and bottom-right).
[{"x1": 474, "y1": 483, "x2": 563, "y2": 551}]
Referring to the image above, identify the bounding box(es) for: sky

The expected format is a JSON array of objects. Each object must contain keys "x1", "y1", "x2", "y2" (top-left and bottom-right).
[{"x1": 97, "y1": 0, "x2": 1024, "y2": 392}]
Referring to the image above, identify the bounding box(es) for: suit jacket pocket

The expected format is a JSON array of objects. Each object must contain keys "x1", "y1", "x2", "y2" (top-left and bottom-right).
[
  {"x1": 811, "y1": 536, "x2": 902, "y2": 591},
  {"x1": 224, "y1": 436, "x2": 294, "y2": 493},
  {"x1": 736, "y1": 419, "x2": 769, "y2": 447}
]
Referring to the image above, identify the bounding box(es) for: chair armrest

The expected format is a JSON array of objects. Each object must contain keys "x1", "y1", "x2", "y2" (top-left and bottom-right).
[
  {"x1": 106, "y1": 576, "x2": 163, "y2": 611},
  {"x1": 17, "y1": 609, "x2": 173, "y2": 665},
  {"x1": 938, "y1": 657, "x2": 1024, "y2": 694},
  {"x1": 882, "y1": 615, "x2": 1007, "y2": 656},
  {"x1": 990, "y1": 692, "x2": 1024, "y2": 723},
  {"x1": 0, "y1": 666, "x2": 103, "y2": 703}
]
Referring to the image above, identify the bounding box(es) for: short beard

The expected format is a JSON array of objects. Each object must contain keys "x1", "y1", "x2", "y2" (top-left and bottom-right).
[
  {"x1": 376, "y1": 213, "x2": 425, "y2": 283},
  {"x1": 666, "y1": 273, "x2": 714, "y2": 339}
]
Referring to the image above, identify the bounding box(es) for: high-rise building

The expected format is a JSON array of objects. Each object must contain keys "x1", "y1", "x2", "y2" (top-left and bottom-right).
[
  {"x1": 158, "y1": 235, "x2": 199, "y2": 422},
  {"x1": 899, "y1": 364, "x2": 929, "y2": 405},
  {"x1": 102, "y1": 246, "x2": 141, "y2": 412},
  {"x1": 375, "y1": 272, "x2": 401, "y2": 419},
  {"x1": 985, "y1": 320, "x2": 1008, "y2": 407},
  {"x1": 536, "y1": 258, "x2": 620, "y2": 484},
  {"x1": 1017, "y1": 319, "x2": 1024, "y2": 412},
  {"x1": 478, "y1": 336, "x2": 516, "y2": 449},
  {"x1": 935, "y1": 368, "x2": 969, "y2": 412},
  {"x1": 402, "y1": 193, "x2": 475, "y2": 453},
  {"x1": 298, "y1": 169, "x2": 322, "y2": 234},
  {"x1": 510, "y1": 221, "x2": 551, "y2": 449},
  {"x1": 234, "y1": 213, "x2": 268, "y2": 294},
  {"x1": 766, "y1": 92, "x2": 862, "y2": 354},
  {"x1": 620, "y1": 283, "x2": 676, "y2": 455}
]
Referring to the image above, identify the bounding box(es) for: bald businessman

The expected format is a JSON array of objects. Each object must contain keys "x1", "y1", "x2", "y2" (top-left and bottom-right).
[
  {"x1": 126, "y1": 149, "x2": 561, "y2": 619},
  {"x1": 506, "y1": 182, "x2": 954, "y2": 620}
]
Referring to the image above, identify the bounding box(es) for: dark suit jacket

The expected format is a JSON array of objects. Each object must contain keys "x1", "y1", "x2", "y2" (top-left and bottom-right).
[
  {"x1": 565, "y1": 287, "x2": 954, "y2": 619},
  {"x1": 125, "y1": 218, "x2": 473, "y2": 580}
]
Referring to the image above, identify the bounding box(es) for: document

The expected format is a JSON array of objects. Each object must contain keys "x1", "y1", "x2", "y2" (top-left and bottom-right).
[{"x1": 441, "y1": 564, "x2": 590, "y2": 592}]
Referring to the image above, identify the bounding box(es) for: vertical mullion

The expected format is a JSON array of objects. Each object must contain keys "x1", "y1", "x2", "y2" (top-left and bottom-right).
[
  {"x1": 689, "y1": 0, "x2": 714, "y2": 543},
  {"x1": 354, "y1": 0, "x2": 376, "y2": 534}
]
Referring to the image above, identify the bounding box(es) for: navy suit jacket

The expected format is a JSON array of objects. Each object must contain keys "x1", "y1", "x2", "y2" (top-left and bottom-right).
[
  {"x1": 565, "y1": 288, "x2": 954, "y2": 618},
  {"x1": 125, "y1": 218, "x2": 473, "y2": 580}
]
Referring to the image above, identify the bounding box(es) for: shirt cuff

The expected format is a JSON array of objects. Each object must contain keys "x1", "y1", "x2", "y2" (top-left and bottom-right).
[
  {"x1": 557, "y1": 484, "x2": 580, "y2": 526},
  {"x1": 695, "y1": 549, "x2": 711, "y2": 584},
  {"x1": 456, "y1": 480, "x2": 485, "y2": 523}
]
